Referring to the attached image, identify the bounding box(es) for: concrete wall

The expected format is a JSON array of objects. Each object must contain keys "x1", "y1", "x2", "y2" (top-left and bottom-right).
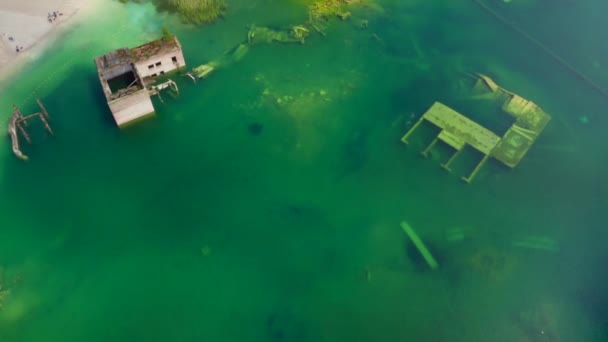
[
  {"x1": 108, "y1": 89, "x2": 155, "y2": 127},
  {"x1": 134, "y1": 48, "x2": 186, "y2": 79},
  {"x1": 103, "y1": 63, "x2": 133, "y2": 80},
  {"x1": 95, "y1": 57, "x2": 136, "y2": 101}
]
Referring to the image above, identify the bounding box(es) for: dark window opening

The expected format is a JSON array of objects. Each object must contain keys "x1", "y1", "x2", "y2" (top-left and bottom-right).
[
  {"x1": 148, "y1": 64, "x2": 154, "y2": 69},
  {"x1": 160, "y1": 71, "x2": 165, "y2": 75},
  {"x1": 107, "y1": 71, "x2": 137, "y2": 94},
  {"x1": 155, "y1": 62, "x2": 162, "y2": 67},
  {"x1": 172, "y1": 56, "x2": 177, "y2": 63},
  {"x1": 151, "y1": 73, "x2": 158, "y2": 77}
]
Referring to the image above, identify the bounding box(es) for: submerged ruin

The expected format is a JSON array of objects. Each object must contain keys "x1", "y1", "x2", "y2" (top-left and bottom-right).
[
  {"x1": 7, "y1": 99, "x2": 54, "y2": 161},
  {"x1": 402, "y1": 74, "x2": 551, "y2": 183},
  {"x1": 94, "y1": 35, "x2": 186, "y2": 127}
]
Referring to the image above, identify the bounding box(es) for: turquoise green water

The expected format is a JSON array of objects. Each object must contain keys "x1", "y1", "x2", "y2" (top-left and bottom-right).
[{"x1": 1, "y1": 0, "x2": 608, "y2": 340}]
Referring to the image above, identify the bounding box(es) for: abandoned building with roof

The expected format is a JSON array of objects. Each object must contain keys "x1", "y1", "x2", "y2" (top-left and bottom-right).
[{"x1": 94, "y1": 35, "x2": 186, "y2": 127}]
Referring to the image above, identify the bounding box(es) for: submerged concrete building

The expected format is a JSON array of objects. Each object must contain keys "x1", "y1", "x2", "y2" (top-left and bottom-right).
[
  {"x1": 401, "y1": 74, "x2": 551, "y2": 183},
  {"x1": 94, "y1": 35, "x2": 186, "y2": 127}
]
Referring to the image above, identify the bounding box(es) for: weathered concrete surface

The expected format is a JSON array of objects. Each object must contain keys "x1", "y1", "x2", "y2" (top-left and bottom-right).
[{"x1": 108, "y1": 89, "x2": 155, "y2": 127}]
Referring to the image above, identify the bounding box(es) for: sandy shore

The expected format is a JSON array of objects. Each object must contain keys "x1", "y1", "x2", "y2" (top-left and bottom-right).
[{"x1": 0, "y1": 0, "x2": 98, "y2": 82}]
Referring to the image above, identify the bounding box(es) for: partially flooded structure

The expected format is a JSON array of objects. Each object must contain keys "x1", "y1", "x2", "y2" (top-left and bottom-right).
[
  {"x1": 94, "y1": 35, "x2": 186, "y2": 127},
  {"x1": 402, "y1": 74, "x2": 551, "y2": 183},
  {"x1": 186, "y1": 25, "x2": 309, "y2": 82},
  {"x1": 7, "y1": 99, "x2": 54, "y2": 161}
]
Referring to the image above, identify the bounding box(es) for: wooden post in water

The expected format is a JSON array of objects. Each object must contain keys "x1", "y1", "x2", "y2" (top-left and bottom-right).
[
  {"x1": 36, "y1": 98, "x2": 49, "y2": 119},
  {"x1": 34, "y1": 98, "x2": 53, "y2": 135},
  {"x1": 17, "y1": 121, "x2": 31, "y2": 143}
]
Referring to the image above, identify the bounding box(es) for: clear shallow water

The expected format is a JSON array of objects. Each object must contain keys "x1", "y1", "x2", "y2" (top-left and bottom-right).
[{"x1": 0, "y1": 0, "x2": 607, "y2": 340}]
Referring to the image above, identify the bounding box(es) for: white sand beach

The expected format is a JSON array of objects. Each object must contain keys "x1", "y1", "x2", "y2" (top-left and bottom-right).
[{"x1": 0, "y1": 0, "x2": 99, "y2": 81}]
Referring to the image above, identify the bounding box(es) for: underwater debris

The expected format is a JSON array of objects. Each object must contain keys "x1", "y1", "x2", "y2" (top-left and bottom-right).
[
  {"x1": 511, "y1": 236, "x2": 559, "y2": 252},
  {"x1": 337, "y1": 11, "x2": 351, "y2": 20},
  {"x1": 184, "y1": 0, "x2": 371, "y2": 86},
  {"x1": 405, "y1": 237, "x2": 443, "y2": 273},
  {"x1": 187, "y1": 43, "x2": 249, "y2": 81},
  {"x1": 401, "y1": 74, "x2": 551, "y2": 183},
  {"x1": 467, "y1": 246, "x2": 514, "y2": 281},
  {"x1": 250, "y1": 74, "x2": 361, "y2": 164},
  {"x1": 308, "y1": 0, "x2": 351, "y2": 22},
  {"x1": 248, "y1": 25, "x2": 310, "y2": 45},
  {"x1": 445, "y1": 227, "x2": 465, "y2": 242},
  {"x1": 188, "y1": 43, "x2": 246, "y2": 81},
  {"x1": 248, "y1": 122, "x2": 264, "y2": 136},
  {"x1": 7, "y1": 99, "x2": 54, "y2": 160},
  {"x1": 188, "y1": 63, "x2": 217, "y2": 81},
  {"x1": 401, "y1": 221, "x2": 439, "y2": 270},
  {"x1": 306, "y1": 0, "x2": 375, "y2": 36},
  {"x1": 370, "y1": 33, "x2": 384, "y2": 46},
  {"x1": 292, "y1": 26, "x2": 311, "y2": 42},
  {"x1": 192, "y1": 64, "x2": 215, "y2": 78}
]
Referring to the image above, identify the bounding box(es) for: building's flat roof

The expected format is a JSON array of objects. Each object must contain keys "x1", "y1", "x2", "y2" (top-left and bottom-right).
[
  {"x1": 423, "y1": 102, "x2": 501, "y2": 155},
  {"x1": 130, "y1": 35, "x2": 181, "y2": 63},
  {"x1": 95, "y1": 48, "x2": 133, "y2": 70}
]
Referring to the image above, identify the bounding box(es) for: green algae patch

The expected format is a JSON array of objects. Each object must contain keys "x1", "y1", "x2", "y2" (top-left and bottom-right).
[{"x1": 122, "y1": 0, "x2": 227, "y2": 25}]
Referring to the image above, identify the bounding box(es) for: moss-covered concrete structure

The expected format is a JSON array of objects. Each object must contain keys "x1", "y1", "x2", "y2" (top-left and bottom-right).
[{"x1": 401, "y1": 74, "x2": 551, "y2": 183}]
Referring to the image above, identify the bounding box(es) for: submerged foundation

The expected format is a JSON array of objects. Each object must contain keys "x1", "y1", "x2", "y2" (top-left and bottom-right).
[{"x1": 402, "y1": 74, "x2": 551, "y2": 183}]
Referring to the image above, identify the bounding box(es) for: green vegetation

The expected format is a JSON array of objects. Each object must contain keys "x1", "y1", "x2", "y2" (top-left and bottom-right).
[
  {"x1": 120, "y1": 0, "x2": 227, "y2": 25},
  {"x1": 160, "y1": 0, "x2": 227, "y2": 25},
  {"x1": 309, "y1": 0, "x2": 349, "y2": 21},
  {"x1": 162, "y1": 26, "x2": 173, "y2": 41}
]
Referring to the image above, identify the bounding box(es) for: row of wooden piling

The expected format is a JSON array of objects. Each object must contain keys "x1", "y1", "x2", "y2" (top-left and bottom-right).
[{"x1": 7, "y1": 99, "x2": 54, "y2": 161}]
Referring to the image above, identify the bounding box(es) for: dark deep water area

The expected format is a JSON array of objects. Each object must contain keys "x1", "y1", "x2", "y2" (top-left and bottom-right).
[{"x1": 1, "y1": 0, "x2": 608, "y2": 340}]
